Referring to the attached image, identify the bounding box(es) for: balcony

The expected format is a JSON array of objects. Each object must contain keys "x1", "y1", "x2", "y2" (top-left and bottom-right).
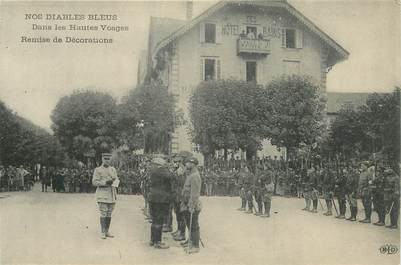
[{"x1": 237, "y1": 38, "x2": 270, "y2": 55}]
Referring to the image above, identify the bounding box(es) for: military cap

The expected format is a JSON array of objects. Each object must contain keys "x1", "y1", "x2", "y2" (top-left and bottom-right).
[
  {"x1": 102, "y1": 153, "x2": 112, "y2": 160},
  {"x1": 384, "y1": 168, "x2": 394, "y2": 175},
  {"x1": 186, "y1": 156, "x2": 199, "y2": 165}
]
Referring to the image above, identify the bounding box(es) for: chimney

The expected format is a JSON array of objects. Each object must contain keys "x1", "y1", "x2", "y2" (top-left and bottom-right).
[{"x1": 186, "y1": 1, "x2": 193, "y2": 21}]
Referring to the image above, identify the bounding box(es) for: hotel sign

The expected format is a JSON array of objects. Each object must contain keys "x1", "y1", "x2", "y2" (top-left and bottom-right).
[{"x1": 237, "y1": 38, "x2": 270, "y2": 55}]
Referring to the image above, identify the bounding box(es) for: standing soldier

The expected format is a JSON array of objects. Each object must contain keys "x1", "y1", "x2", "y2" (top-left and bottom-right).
[
  {"x1": 383, "y1": 168, "x2": 400, "y2": 229},
  {"x1": 254, "y1": 178, "x2": 264, "y2": 216},
  {"x1": 261, "y1": 176, "x2": 274, "y2": 217},
  {"x1": 322, "y1": 167, "x2": 335, "y2": 216},
  {"x1": 181, "y1": 156, "x2": 202, "y2": 254},
  {"x1": 92, "y1": 153, "x2": 119, "y2": 239},
  {"x1": 148, "y1": 155, "x2": 173, "y2": 249},
  {"x1": 301, "y1": 168, "x2": 311, "y2": 211},
  {"x1": 171, "y1": 153, "x2": 188, "y2": 242},
  {"x1": 334, "y1": 168, "x2": 347, "y2": 219},
  {"x1": 371, "y1": 166, "x2": 385, "y2": 226},
  {"x1": 358, "y1": 161, "x2": 374, "y2": 223},
  {"x1": 308, "y1": 167, "x2": 319, "y2": 213},
  {"x1": 345, "y1": 164, "x2": 359, "y2": 221},
  {"x1": 40, "y1": 166, "x2": 49, "y2": 192},
  {"x1": 244, "y1": 166, "x2": 255, "y2": 214}
]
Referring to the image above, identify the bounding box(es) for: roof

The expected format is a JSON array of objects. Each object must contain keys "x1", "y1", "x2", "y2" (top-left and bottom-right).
[
  {"x1": 148, "y1": 17, "x2": 186, "y2": 58},
  {"x1": 326, "y1": 92, "x2": 371, "y2": 114},
  {"x1": 151, "y1": 0, "x2": 349, "y2": 66}
]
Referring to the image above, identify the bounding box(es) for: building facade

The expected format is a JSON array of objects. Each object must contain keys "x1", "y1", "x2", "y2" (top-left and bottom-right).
[{"x1": 139, "y1": 0, "x2": 349, "y2": 160}]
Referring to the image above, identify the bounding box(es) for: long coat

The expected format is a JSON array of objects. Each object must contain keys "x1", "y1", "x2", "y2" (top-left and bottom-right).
[
  {"x1": 92, "y1": 165, "x2": 118, "y2": 203},
  {"x1": 148, "y1": 165, "x2": 173, "y2": 204},
  {"x1": 181, "y1": 168, "x2": 202, "y2": 212}
]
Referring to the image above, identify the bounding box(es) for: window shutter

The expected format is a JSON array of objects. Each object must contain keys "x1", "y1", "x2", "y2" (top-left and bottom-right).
[
  {"x1": 216, "y1": 23, "x2": 222, "y2": 44},
  {"x1": 200, "y1": 58, "x2": 204, "y2": 81},
  {"x1": 281, "y1": 28, "x2": 286, "y2": 47},
  {"x1": 216, "y1": 59, "x2": 221, "y2": 79},
  {"x1": 199, "y1": 23, "x2": 205, "y2": 43},
  {"x1": 296, "y1": 30, "x2": 303, "y2": 49}
]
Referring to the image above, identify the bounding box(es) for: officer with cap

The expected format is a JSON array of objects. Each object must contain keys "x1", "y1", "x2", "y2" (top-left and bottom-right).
[
  {"x1": 372, "y1": 166, "x2": 385, "y2": 226},
  {"x1": 92, "y1": 153, "x2": 119, "y2": 239},
  {"x1": 181, "y1": 156, "x2": 202, "y2": 254},
  {"x1": 148, "y1": 154, "x2": 173, "y2": 249}
]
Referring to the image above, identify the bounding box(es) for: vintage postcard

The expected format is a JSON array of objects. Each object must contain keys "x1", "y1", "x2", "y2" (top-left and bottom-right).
[{"x1": 0, "y1": 0, "x2": 400, "y2": 264}]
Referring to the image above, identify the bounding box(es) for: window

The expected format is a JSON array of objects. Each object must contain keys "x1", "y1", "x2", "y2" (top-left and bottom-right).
[
  {"x1": 205, "y1": 23, "x2": 216, "y2": 43},
  {"x1": 285, "y1": 29, "x2": 295, "y2": 48},
  {"x1": 281, "y1": 28, "x2": 302, "y2": 49},
  {"x1": 246, "y1": 61, "x2": 257, "y2": 83},
  {"x1": 246, "y1": 26, "x2": 257, "y2": 39},
  {"x1": 204, "y1": 59, "x2": 215, "y2": 80},
  {"x1": 200, "y1": 57, "x2": 221, "y2": 81}
]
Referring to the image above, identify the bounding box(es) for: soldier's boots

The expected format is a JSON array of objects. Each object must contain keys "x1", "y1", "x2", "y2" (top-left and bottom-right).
[
  {"x1": 359, "y1": 218, "x2": 371, "y2": 223},
  {"x1": 185, "y1": 247, "x2": 200, "y2": 254},
  {"x1": 173, "y1": 233, "x2": 186, "y2": 241},
  {"x1": 100, "y1": 217, "x2": 107, "y2": 239},
  {"x1": 335, "y1": 214, "x2": 345, "y2": 219},
  {"x1": 373, "y1": 221, "x2": 385, "y2": 226},
  {"x1": 323, "y1": 210, "x2": 332, "y2": 216},
  {"x1": 246, "y1": 209, "x2": 253, "y2": 214},
  {"x1": 105, "y1": 217, "x2": 114, "y2": 238},
  {"x1": 254, "y1": 211, "x2": 262, "y2": 216},
  {"x1": 154, "y1": 242, "x2": 169, "y2": 249},
  {"x1": 385, "y1": 224, "x2": 398, "y2": 229}
]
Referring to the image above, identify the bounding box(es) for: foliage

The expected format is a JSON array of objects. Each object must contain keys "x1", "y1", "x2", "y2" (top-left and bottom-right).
[
  {"x1": 329, "y1": 88, "x2": 400, "y2": 168},
  {"x1": 119, "y1": 80, "x2": 181, "y2": 154},
  {"x1": 51, "y1": 90, "x2": 118, "y2": 161},
  {"x1": 0, "y1": 100, "x2": 65, "y2": 166},
  {"x1": 189, "y1": 79, "x2": 271, "y2": 160},
  {"x1": 266, "y1": 75, "x2": 326, "y2": 157}
]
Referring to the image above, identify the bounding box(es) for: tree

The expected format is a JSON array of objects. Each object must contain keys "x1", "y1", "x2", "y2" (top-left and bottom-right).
[
  {"x1": 328, "y1": 104, "x2": 365, "y2": 161},
  {"x1": 120, "y1": 81, "x2": 181, "y2": 154},
  {"x1": 0, "y1": 100, "x2": 66, "y2": 166},
  {"x1": 51, "y1": 90, "x2": 118, "y2": 161},
  {"x1": 189, "y1": 79, "x2": 271, "y2": 163},
  {"x1": 266, "y1": 75, "x2": 326, "y2": 160}
]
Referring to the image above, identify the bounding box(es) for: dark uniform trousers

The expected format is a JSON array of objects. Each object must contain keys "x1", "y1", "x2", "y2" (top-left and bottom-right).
[
  {"x1": 174, "y1": 201, "x2": 186, "y2": 236},
  {"x1": 386, "y1": 198, "x2": 400, "y2": 226},
  {"x1": 373, "y1": 193, "x2": 385, "y2": 223},
  {"x1": 361, "y1": 189, "x2": 372, "y2": 220},
  {"x1": 150, "y1": 202, "x2": 170, "y2": 244},
  {"x1": 183, "y1": 210, "x2": 200, "y2": 248}
]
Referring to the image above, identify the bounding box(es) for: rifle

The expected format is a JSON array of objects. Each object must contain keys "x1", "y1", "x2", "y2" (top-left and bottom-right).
[{"x1": 331, "y1": 198, "x2": 339, "y2": 215}]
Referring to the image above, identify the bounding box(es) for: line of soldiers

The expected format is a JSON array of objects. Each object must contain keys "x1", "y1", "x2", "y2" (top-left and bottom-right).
[
  {"x1": 302, "y1": 161, "x2": 399, "y2": 229},
  {"x1": 0, "y1": 165, "x2": 34, "y2": 192},
  {"x1": 141, "y1": 152, "x2": 202, "y2": 254}
]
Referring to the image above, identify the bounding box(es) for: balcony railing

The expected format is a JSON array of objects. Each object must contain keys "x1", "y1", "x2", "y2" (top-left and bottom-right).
[{"x1": 237, "y1": 38, "x2": 270, "y2": 55}]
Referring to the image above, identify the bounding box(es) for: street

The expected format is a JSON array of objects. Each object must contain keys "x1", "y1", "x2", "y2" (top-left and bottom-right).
[{"x1": 1, "y1": 185, "x2": 399, "y2": 265}]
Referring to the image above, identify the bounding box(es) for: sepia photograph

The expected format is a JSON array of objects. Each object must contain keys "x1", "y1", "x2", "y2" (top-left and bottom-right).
[{"x1": 0, "y1": 0, "x2": 400, "y2": 264}]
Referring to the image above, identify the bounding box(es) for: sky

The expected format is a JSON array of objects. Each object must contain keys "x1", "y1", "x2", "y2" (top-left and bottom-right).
[{"x1": 0, "y1": 0, "x2": 400, "y2": 131}]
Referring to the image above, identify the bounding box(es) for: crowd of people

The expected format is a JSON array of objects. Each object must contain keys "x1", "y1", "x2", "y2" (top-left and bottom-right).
[
  {"x1": 0, "y1": 165, "x2": 35, "y2": 192},
  {"x1": 233, "y1": 159, "x2": 400, "y2": 229}
]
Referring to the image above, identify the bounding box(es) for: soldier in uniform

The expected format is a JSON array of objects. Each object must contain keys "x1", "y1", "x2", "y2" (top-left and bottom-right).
[
  {"x1": 92, "y1": 153, "x2": 119, "y2": 239},
  {"x1": 358, "y1": 161, "x2": 374, "y2": 223},
  {"x1": 322, "y1": 167, "x2": 335, "y2": 216},
  {"x1": 148, "y1": 155, "x2": 173, "y2": 249},
  {"x1": 372, "y1": 166, "x2": 385, "y2": 226},
  {"x1": 310, "y1": 167, "x2": 319, "y2": 213},
  {"x1": 171, "y1": 153, "x2": 188, "y2": 242},
  {"x1": 383, "y1": 168, "x2": 400, "y2": 229},
  {"x1": 301, "y1": 168, "x2": 311, "y2": 211},
  {"x1": 181, "y1": 156, "x2": 202, "y2": 254},
  {"x1": 334, "y1": 168, "x2": 347, "y2": 219},
  {"x1": 261, "y1": 176, "x2": 274, "y2": 217},
  {"x1": 244, "y1": 166, "x2": 255, "y2": 214},
  {"x1": 345, "y1": 164, "x2": 359, "y2": 221},
  {"x1": 254, "y1": 178, "x2": 264, "y2": 216}
]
